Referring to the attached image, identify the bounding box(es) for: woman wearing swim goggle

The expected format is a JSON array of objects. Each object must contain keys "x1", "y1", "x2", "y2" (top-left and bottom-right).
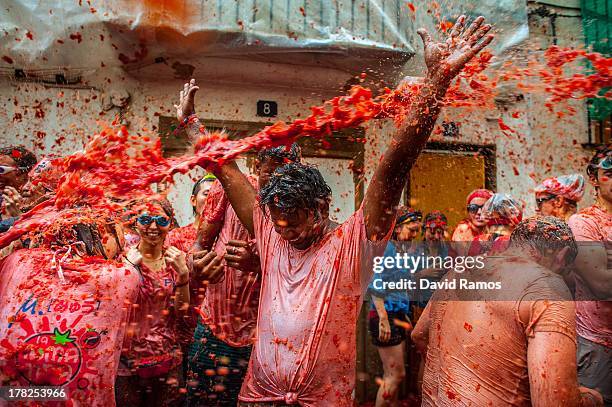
[
  {"x1": 451, "y1": 188, "x2": 494, "y2": 256},
  {"x1": 118, "y1": 199, "x2": 191, "y2": 407}
]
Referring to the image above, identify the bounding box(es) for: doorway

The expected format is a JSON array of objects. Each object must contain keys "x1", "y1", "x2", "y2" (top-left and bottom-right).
[{"x1": 407, "y1": 142, "x2": 496, "y2": 232}]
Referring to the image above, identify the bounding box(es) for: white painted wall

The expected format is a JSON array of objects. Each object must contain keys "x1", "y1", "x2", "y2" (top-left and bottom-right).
[
  {"x1": 304, "y1": 157, "x2": 356, "y2": 224},
  {"x1": 0, "y1": 1, "x2": 598, "y2": 224}
]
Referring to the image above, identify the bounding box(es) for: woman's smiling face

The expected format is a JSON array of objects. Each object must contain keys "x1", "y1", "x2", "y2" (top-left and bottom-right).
[{"x1": 135, "y1": 203, "x2": 172, "y2": 246}]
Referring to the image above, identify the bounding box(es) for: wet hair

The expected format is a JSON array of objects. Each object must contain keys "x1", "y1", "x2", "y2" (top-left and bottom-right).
[
  {"x1": 259, "y1": 162, "x2": 331, "y2": 216},
  {"x1": 586, "y1": 144, "x2": 611, "y2": 181},
  {"x1": 510, "y1": 215, "x2": 578, "y2": 265},
  {"x1": 0, "y1": 146, "x2": 38, "y2": 173},
  {"x1": 257, "y1": 143, "x2": 302, "y2": 164},
  {"x1": 73, "y1": 223, "x2": 108, "y2": 258}
]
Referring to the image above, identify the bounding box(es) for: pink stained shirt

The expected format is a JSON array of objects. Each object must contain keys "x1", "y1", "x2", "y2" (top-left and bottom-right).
[
  {"x1": 119, "y1": 250, "x2": 181, "y2": 374},
  {"x1": 568, "y1": 205, "x2": 612, "y2": 348},
  {"x1": 198, "y1": 179, "x2": 260, "y2": 347},
  {"x1": 0, "y1": 249, "x2": 140, "y2": 407},
  {"x1": 238, "y1": 206, "x2": 389, "y2": 406}
]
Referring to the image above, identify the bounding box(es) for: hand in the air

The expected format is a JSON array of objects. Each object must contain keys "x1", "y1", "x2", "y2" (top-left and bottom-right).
[
  {"x1": 418, "y1": 15, "x2": 494, "y2": 86},
  {"x1": 174, "y1": 79, "x2": 199, "y2": 123}
]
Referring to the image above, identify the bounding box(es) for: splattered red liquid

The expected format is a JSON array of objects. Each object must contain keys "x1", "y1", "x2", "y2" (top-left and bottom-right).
[{"x1": 0, "y1": 46, "x2": 609, "y2": 251}]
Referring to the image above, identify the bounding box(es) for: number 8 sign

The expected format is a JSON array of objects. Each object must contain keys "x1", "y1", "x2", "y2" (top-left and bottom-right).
[{"x1": 257, "y1": 100, "x2": 278, "y2": 117}]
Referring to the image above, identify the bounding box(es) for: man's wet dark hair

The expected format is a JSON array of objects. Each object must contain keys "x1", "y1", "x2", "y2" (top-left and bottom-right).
[
  {"x1": 257, "y1": 143, "x2": 302, "y2": 164},
  {"x1": 0, "y1": 145, "x2": 37, "y2": 173},
  {"x1": 510, "y1": 215, "x2": 578, "y2": 265},
  {"x1": 586, "y1": 144, "x2": 611, "y2": 181},
  {"x1": 259, "y1": 162, "x2": 331, "y2": 215},
  {"x1": 73, "y1": 223, "x2": 108, "y2": 258}
]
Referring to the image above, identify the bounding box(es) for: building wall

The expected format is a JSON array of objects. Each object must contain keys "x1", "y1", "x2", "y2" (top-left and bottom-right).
[
  {"x1": 526, "y1": 0, "x2": 597, "y2": 206},
  {"x1": 0, "y1": 0, "x2": 598, "y2": 224},
  {"x1": 0, "y1": 60, "x2": 360, "y2": 224}
]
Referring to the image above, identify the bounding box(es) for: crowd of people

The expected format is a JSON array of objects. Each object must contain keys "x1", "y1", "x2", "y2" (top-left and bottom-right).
[
  {"x1": 0, "y1": 14, "x2": 609, "y2": 407},
  {"x1": 367, "y1": 161, "x2": 610, "y2": 406}
]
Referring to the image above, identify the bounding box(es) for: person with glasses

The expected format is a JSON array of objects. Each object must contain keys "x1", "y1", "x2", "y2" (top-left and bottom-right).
[
  {"x1": 413, "y1": 210, "x2": 451, "y2": 315},
  {"x1": 452, "y1": 189, "x2": 493, "y2": 256},
  {"x1": 468, "y1": 193, "x2": 523, "y2": 256},
  {"x1": 0, "y1": 146, "x2": 37, "y2": 233},
  {"x1": 116, "y1": 199, "x2": 196, "y2": 407},
  {"x1": 535, "y1": 174, "x2": 585, "y2": 221},
  {"x1": 568, "y1": 145, "x2": 612, "y2": 406}
]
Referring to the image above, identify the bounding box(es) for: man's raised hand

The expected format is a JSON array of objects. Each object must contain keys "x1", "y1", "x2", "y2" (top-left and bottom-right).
[
  {"x1": 174, "y1": 78, "x2": 199, "y2": 123},
  {"x1": 418, "y1": 15, "x2": 493, "y2": 87}
]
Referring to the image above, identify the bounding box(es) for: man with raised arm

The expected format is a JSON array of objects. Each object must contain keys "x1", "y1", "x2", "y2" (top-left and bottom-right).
[{"x1": 176, "y1": 16, "x2": 493, "y2": 406}]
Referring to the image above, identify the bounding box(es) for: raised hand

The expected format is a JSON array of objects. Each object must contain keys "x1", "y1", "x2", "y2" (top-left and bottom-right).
[
  {"x1": 418, "y1": 15, "x2": 494, "y2": 86},
  {"x1": 174, "y1": 79, "x2": 199, "y2": 123}
]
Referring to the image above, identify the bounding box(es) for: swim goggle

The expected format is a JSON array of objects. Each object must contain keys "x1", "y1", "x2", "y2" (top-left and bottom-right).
[
  {"x1": 136, "y1": 214, "x2": 171, "y2": 227},
  {"x1": 594, "y1": 155, "x2": 612, "y2": 170},
  {"x1": 0, "y1": 165, "x2": 23, "y2": 175},
  {"x1": 535, "y1": 195, "x2": 557, "y2": 208}
]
